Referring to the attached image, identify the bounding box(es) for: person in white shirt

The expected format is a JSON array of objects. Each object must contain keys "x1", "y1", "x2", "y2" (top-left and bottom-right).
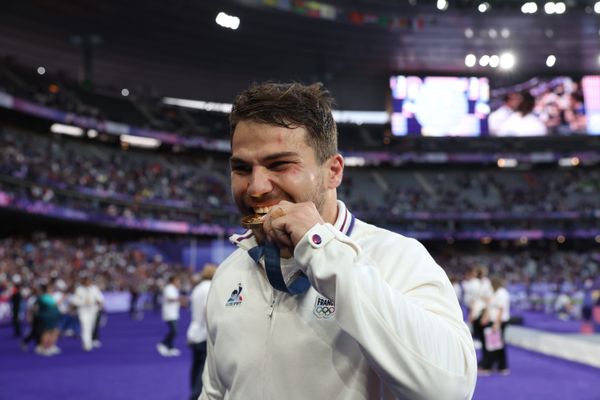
[
  {"x1": 187, "y1": 264, "x2": 217, "y2": 400},
  {"x1": 73, "y1": 276, "x2": 104, "y2": 352},
  {"x1": 200, "y1": 82, "x2": 476, "y2": 400},
  {"x1": 157, "y1": 276, "x2": 182, "y2": 356},
  {"x1": 473, "y1": 267, "x2": 493, "y2": 353},
  {"x1": 479, "y1": 276, "x2": 511, "y2": 375},
  {"x1": 462, "y1": 268, "x2": 482, "y2": 328},
  {"x1": 497, "y1": 91, "x2": 547, "y2": 137},
  {"x1": 488, "y1": 92, "x2": 521, "y2": 135}
]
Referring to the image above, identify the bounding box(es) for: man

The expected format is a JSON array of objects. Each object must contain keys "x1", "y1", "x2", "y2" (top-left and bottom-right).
[
  {"x1": 157, "y1": 275, "x2": 182, "y2": 356},
  {"x1": 73, "y1": 275, "x2": 104, "y2": 352},
  {"x1": 20, "y1": 284, "x2": 42, "y2": 352},
  {"x1": 498, "y1": 91, "x2": 547, "y2": 136},
  {"x1": 91, "y1": 296, "x2": 104, "y2": 348},
  {"x1": 465, "y1": 266, "x2": 492, "y2": 369},
  {"x1": 200, "y1": 82, "x2": 476, "y2": 400},
  {"x1": 10, "y1": 278, "x2": 23, "y2": 338},
  {"x1": 488, "y1": 92, "x2": 521, "y2": 136},
  {"x1": 36, "y1": 283, "x2": 62, "y2": 356},
  {"x1": 478, "y1": 276, "x2": 511, "y2": 375},
  {"x1": 187, "y1": 264, "x2": 217, "y2": 400}
]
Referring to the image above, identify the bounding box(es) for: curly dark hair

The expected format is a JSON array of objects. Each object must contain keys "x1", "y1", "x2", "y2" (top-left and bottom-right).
[{"x1": 229, "y1": 82, "x2": 338, "y2": 164}]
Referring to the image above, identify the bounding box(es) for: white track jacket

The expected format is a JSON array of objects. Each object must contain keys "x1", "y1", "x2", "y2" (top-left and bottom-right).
[{"x1": 200, "y1": 201, "x2": 476, "y2": 400}]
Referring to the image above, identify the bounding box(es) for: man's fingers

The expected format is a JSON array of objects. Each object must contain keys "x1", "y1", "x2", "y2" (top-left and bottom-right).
[
  {"x1": 262, "y1": 201, "x2": 321, "y2": 250},
  {"x1": 264, "y1": 206, "x2": 287, "y2": 238},
  {"x1": 270, "y1": 227, "x2": 294, "y2": 249},
  {"x1": 265, "y1": 208, "x2": 294, "y2": 250},
  {"x1": 261, "y1": 206, "x2": 285, "y2": 232},
  {"x1": 270, "y1": 206, "x2": 286, "y2": 220}
]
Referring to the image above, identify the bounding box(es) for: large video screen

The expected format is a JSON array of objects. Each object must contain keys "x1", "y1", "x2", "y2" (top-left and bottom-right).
[
  {"x1": 488, "y1": 76, "x2": 600, "y2": 136},
  {"x1": 389, "y1": 75, "x2": 490, "y2": 137}
]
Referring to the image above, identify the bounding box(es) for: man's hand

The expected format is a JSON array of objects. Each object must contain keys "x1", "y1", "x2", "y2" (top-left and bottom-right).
[{"x1": 261, "y1": 200, "x2": 324, "y2": 256}]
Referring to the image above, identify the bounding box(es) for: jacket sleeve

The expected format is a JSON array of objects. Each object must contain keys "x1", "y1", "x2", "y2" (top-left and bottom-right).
[
  {"x1": 294, "y1": 223, "x2": 477, "y2": 400},
  {"x1": 199, "y1": 291, "x2": 226, "y2": 400}
]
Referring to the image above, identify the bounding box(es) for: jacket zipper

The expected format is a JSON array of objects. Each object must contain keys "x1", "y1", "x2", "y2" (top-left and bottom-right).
[
  {"x1": 268, "y1": 293, "x2": 276, "y2": 318},
  {"x1": 263, "y1": 290, "x2": 280, "y2": 400}
]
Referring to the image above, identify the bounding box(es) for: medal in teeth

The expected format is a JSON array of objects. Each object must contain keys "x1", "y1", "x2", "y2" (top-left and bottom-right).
[{"x1": 240, "y1": 206, "x2": 271, "y2": 229}]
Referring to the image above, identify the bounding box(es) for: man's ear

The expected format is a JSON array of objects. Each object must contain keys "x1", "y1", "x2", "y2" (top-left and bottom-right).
[{"x1": 326, "y1": 154, "x2": 344, "y2": 189}]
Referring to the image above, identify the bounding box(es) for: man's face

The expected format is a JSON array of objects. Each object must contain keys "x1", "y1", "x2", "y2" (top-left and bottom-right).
[
  {"x1": 507, "y1": 93, "x2": 522, "y2": 110},
  {"x1": 230, "y1": 120, "x2": 329, "y2": 218}
]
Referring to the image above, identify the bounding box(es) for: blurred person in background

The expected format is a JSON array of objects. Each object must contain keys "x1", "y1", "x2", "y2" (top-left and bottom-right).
[
  {"x1": 157, "y1": 275, "x2": 183, "y2": 356},
  {"x1": 91, "y1": 297, "x2": 105, "y2": 348},
  {"x1": 20, "y1": 284, "x2": 42, "y2": 351},
  {"x1": 462, "y1": 268, "x2": 482, "y2": 333},
  {"x1": 564, "y1": 91, "x2": 587, "y2": 133},
  {"x1": 50, "y1": 278, "x2": 69, "y2": 336},
  {"x1": 580, "y1": 278, "x2": 595, "y2": 333},
  {"x1": 199, "y1": 82, "x2": 476, "y2": 400},
  {"x1": 187, "y1": 264, "x2": 217, "y2": 400},
  {"x1": 129, "y1": 280, "x2": 142, "y2": 320},
  {"x1": 9, "y1": 276, "x2": 23, "y2": 338},
  {"x1": 61, "y1": 283, "x2": 80, "y2": 338},
  {"x1": 479, "y1": 276, "x2": 511, "y2": 376},
  {"x1": 73, "y1": 275, "x2": 104, "y2": 352},
  {"x1": 151, "y1": 278, "x2": 162, "y2": 314},
  {"x1": 554, "y1": 289, "x2": 574, "y2": 321},
  {"x1": 488, "y1": 92, "x2": 521, "y2": 135},
  {"x1": 472, "y1": 266, "x2": 493, "y2": 367},
  {"x1": 35, "y1": 283, "x2": 62, "y2": 356},
  {"x1": 498, "y1": 91, "x2": 547, "y2": 136}
]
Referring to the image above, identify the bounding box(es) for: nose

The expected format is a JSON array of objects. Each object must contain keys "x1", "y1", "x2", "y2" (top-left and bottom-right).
[{"x1": 247, "y1": 167, "x2": 273, "y2": 198}]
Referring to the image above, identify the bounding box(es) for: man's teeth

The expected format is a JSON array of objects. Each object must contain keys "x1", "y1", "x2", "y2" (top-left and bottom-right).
[{"x1": 254, "y1": 206, "x2": 272, "y2": 214}]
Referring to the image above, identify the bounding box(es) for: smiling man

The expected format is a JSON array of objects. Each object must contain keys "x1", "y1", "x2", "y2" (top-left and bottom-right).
[{"x1": 199, "y1": 82, "x2": 476, "y2": 400}]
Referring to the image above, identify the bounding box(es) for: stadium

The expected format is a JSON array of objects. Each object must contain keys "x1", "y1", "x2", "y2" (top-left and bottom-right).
[{"x1": 1, "y1": 0, "x2": 599, "y2": 399}]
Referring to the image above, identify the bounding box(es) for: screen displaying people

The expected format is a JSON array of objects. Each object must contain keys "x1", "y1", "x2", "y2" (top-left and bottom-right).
[
  {"x1": 489, "y1": 76, "x2": 600, "y2": 136},
  {"x1": 390, "y1": 75, "x2": 600, "y2": 137}
]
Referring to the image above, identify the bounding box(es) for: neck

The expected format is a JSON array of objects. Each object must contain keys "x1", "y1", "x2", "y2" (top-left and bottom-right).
[{"x1": 320, "y1": 193, "x2": 339, "y2": 225}]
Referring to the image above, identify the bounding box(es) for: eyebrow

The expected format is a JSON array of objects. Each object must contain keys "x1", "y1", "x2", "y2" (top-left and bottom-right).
[{"x1": 230, "y1": 151, "x2": 300, "y2": 165}]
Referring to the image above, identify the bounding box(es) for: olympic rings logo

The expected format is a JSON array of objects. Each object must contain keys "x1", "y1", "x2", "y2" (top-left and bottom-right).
[
  {"x1": 315, "y1": 306, "x2": 335, "y2": 315},
  {"x1": 313, "y1": 296, "x2": 336, "y2": 319}
]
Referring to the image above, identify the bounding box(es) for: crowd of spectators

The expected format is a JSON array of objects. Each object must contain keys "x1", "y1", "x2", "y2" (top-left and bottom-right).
[
  {"x1": 439, "y1": 249, "x2": 600, "y2": 320},
  {"x1": 348, "y1": 168, "x2": 600, "y2": 215},
  {"x1": 341, "y1": 166, "x2": 599, "y2": 233},
  {"x1": 2, "y1": 127, "x2": 599, "y2": 232},
  {"x1": 0, "y1": 129, "x2": 236, "y2": 225},
  {"x1": 0, "y1": 235, "x2": 191, "y2": 294},
  {"x1": 0, "y1": 130, "x2": 229, "y2": 207}
]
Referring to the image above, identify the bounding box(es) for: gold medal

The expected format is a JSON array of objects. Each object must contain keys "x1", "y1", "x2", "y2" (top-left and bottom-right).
[{"x1": 241, "y1": 214, "x2": 265, "y2": 229}]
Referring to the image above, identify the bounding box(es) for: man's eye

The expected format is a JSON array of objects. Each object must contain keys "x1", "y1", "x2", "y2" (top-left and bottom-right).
[
  {"x1": 269, "y1": 161, "x2": 290, "y2": 170},
  {"x1": 231, "y1": 165, "x2": 251, "y2": 173}
]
